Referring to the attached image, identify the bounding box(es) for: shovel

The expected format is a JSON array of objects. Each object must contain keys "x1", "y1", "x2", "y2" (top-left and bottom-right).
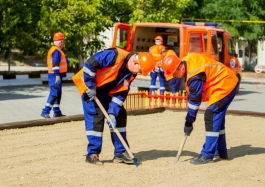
[
  {"x1": 80, "y1": 75, "x2": 139, "y2": 167},
  {"x1": 95, "y1": 96, "x2": 139, "y2": 167},
  {"x1": 175, "y1": 134, "x2": 188, "y2": 163}
]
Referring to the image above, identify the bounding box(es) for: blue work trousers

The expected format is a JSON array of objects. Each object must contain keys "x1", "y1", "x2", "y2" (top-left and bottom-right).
[
  {"x1": 41, "y1": 75, "x2": 63, "y2": 115},
  {"x1": 201, "y1": 85, "x2": 238, "y2": 158},
  {"x1": 149, "y1": 69, "x2": 166, "y2": 94},
  {"x1": 82, "y1": 93, "x2": 129, "y2": 157}
]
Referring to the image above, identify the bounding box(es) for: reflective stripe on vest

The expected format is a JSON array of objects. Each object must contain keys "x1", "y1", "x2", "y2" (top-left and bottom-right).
[
  {"x1": 183, "y1": 54, "x2": 238, "y2": 106},
  {"x1": 108, "y1": 75, "x2": 135, "y2": 97},
  {"x1": 72, "y1": 48, "x2": 135, "y2": 96},
  {"x1": 47, "y1": 46, "x2": 67, "y2": 74},
  {"x1": 95, "y1": 48, "x2": 129, "y2": 87}
]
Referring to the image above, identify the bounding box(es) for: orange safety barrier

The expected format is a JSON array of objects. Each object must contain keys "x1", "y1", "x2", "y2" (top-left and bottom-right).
[{"x1": 124, "y1": 91, "x2": 188, "y2": 110}]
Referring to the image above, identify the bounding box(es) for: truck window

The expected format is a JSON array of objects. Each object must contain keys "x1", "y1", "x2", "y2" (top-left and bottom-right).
[
  {"x1": 189, "y1": 33, "x2": 204, "y2": 52},
  {"x1": 211, "y1": 34, "x2": 218, "y2": 54},
  {"x1": 115, "y1": 28, "x2": 128, "y2": 49},
  {"x1": 227, "y1": 38, "x2": 236, "y2": 56},
  {"x1": 167, "y1": 35, "x2": 180, "y2": 56},
  {"x1": 203, "y1": 34, "x2": 208, "y2": 51}
]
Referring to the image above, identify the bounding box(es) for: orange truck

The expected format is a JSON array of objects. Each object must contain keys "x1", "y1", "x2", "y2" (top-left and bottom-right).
[{"x1": 111, "y1": 22, "x2": 242, "y2": 91}]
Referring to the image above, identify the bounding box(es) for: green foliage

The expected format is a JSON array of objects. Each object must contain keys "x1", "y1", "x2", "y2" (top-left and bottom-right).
[
  {"x1": 0, "y1": 0, "x2": 41, "y2": 57},
  {"x1": 0, "y1": 0, "x2": 117, "y2": 66},
  {"x1": 39, "y1": 0, "x2": 114, "y2": 62},
  {"x1": 117, "y1": 40, "x2": 127, "y2": 48},
  {"x1": 201, "y1": 0, "x2": 265, "y2": 41},
  {"x1": 128, "y1": 0, "x2": 195, "y2": 24},
  {"x1": 1, "y1": 0, "x2": 265, "y2": 68},
  {"x1": 99, "y1": 0, "x2": 133, "y2": 23}
]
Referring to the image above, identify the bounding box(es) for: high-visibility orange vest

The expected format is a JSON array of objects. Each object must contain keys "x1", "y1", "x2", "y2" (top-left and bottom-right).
[
  {"x1": 149, "y1": 45, "x2": 165, "y2": 67},
  {"x1": 47, "y1": 46, "x2": 67, "y2": 74},
  {"x1": 72, "y1": 48, "x2": 135, "y2": 96},
  {"x1": 163, "y1": 49, "x2": 176, "y2": 58},
  {"x1": 183, "y1": 53, "x2": 238, "y2": 106}
]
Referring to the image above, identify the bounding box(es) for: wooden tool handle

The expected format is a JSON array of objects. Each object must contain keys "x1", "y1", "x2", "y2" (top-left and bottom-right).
[
  {"x1": 94, "y1": 96, "x2": 135, "y2": 159},
  {"x1": 176, "y1": 134, "x2": 188, "y2": 162}
]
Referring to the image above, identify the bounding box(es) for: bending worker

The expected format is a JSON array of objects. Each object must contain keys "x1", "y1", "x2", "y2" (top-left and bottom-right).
[
  {"x1": 162, "y1": 53, "x2": 238, "y2": 165},
  {"x1": 72, "y1": 48, "x2": 155, "y2": 165},
  {"x1": 41, "y1": 32, "x2": 69, "y2": 118},
  {"x1": 161, "y1": 49, "x2": 182, "y2": 94},
  {"x1": 149, "y1": 36, "x2": 166, "y2": 94}
]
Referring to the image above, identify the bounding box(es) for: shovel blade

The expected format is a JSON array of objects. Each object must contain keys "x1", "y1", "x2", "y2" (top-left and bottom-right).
[{"x1": 133, "y1": 158, "x2": 139, "y2": 167}]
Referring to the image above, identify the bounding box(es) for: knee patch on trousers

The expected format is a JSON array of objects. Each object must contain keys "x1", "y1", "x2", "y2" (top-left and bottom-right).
[
  {"x1": 116, "y1": 107, "x2": 127, "y2": 128},
  {"x1": 205, "y1": 109, "x2": 214, "y2": 131}
]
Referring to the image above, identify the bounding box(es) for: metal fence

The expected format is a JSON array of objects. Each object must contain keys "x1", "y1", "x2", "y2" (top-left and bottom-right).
[{"x1": 124, "y1": 91, "x2": 188, "y2": 110}]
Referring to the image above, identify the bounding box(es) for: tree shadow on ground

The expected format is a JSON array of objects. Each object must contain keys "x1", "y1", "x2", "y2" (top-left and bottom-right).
[
  {"x1": 0, "y1": 93, "x2": 42, "y2": 100},
  {"x1": 227, "y1": 144, "x2": 265, "y2": 160},
  {"x1": 237, "y1": 90, "x2": 261, "y2": 96},
  {"x1": 134, "y1": 149, "x2": 198, "y2": 164},
  {"x1": 130, "y1": 144, "x2": 265, "y2": 164}
]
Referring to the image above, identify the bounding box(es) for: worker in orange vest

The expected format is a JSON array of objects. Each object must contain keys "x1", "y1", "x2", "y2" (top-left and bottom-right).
[
  {"x1": 149, "y1": 36, "x2": 166, "y2": 94},
  {"x1": 41, "y1": 32, "x2": 70, "y2": 118},
  {"x1": 162, "y1": 53, "x2": 238, "y2": 165},
  {"x1": 72, "y1": 48, "x2": 155, "y2": 165}
]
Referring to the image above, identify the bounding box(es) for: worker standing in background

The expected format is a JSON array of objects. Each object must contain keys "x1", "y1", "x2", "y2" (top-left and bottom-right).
[
  {"x1": 72, "y1": 48, "x2": 155, "y2": 165},
  {"x1": 41, "y1": 32, "x2": 70, "y2": 119},
  {"x1": 162, "y1": 53, "x2": 238, "y2": 165},
  {"x1": 149, "y1": 36, "x2": 166, "y2": 94}
]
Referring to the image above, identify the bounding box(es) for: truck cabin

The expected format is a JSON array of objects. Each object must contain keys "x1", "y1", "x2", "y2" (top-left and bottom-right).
[{"x1": 113, "y1": 22, "x2": 238, "y2": 65}]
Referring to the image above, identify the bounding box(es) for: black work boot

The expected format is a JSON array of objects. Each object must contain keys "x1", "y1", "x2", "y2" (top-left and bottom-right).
[
  {"x1": 41, "y1": 114, "x2": 51, "y2": 119},
  {"x1": 214, "y1": 153, "x2": 229, "y2": 159},
  {"x1": 219, "y1": 154, "x2": 228, "y2": 159},
  {"x1": 53, "y1": 114, "x2": 66, "y2": 117},
  {"x1": 190, "y1": 155, "x2": 214, "y2": 165},
  {"x1": 85, "y1": 154, "x2": 103, "y2": 165},
  {"x1": 113, "y1": 151, "x2": 134, "y2": 164}
]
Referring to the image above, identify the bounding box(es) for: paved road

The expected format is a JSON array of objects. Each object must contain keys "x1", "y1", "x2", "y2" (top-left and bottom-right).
[
  {"x1": 200, "y1": 83, "x2": 265, "y2": 112},
  {"x1": 1, "y1": 81, "x2": 265, "y2": 125},
  {"x1": 0, "y1": 83, "x2": 82, "y2": 124}
]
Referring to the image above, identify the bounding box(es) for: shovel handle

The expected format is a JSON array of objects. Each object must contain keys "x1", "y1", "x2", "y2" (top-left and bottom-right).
[
  {"x1": 176, "y1": 134, "x2": 188, "y2": 162},
  {"x1": 94, "y1": 96, "x2": 135, "y2": 159}
]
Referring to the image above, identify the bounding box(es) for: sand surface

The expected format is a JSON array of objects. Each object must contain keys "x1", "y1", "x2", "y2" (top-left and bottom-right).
[{"x1": 0, "y1": 110, "x2": 265, "y2": 187}]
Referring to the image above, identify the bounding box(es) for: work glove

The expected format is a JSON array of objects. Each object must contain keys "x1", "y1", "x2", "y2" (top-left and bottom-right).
[
  {"x1": 85, "y1": 86, "x2": 96, "y2": 101},
  {"x1": 66, "y1": 58, "x2": 70, "y2": 65},
  {"x1": 55, "y1": 75, "x2": 61, "y2": 84},
  {"x1": 106, "y1": 114, "x2": 116, "y2": 130},
  {"x1": 184, "y1": 121, "x2": 193, "y2": 136}
]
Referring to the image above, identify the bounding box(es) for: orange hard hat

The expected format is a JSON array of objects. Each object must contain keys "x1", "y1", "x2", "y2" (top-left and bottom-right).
[
  {"x1": 155, "y1": 36, "x2": 163, "y2": 43},
  {"x1": 164, "y1": 49, "x2": 176, "y2": 57},
  {"x1": 53, "y1": 32, "x2": 65, "y2": 41},
  {"x1": 137, "y1": 52, "x2": 155, "y2": 76},
  {"x1": 162, "y1": 54, "x2": 181, "y2": 81}
]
